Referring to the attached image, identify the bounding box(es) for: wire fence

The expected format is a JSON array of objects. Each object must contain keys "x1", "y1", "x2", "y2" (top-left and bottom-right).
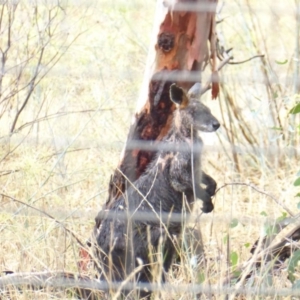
[
  {"x1": 0, "y1": 0, "x2": 300, "y2": 299},
  {"x1": 3, "y1": 273, "x2": 300, "y2": 297}
]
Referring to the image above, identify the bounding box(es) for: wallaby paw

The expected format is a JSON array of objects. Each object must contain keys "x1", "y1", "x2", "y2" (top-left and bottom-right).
[
  {"x1": 205, "y1": 187, "x2": 216, "y2": 197},
  {"x1": 202, "y1": 201, "x2": 214, "y2": 213}
]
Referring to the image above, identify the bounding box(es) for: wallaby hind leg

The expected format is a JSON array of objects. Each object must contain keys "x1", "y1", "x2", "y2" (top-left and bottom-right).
[{"x1": 201, "y1": 171, "x2": 217, "y2": 197}]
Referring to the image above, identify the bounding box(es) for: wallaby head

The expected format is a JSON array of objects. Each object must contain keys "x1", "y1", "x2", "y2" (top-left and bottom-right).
[{"x1": 169, "y1": 83, "x2": 220, "y2": 133}]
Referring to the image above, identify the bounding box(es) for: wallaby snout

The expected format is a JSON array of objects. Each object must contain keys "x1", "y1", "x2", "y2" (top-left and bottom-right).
[{"x1": 201, "y1": 116, "x2": 220, "y2": 132}]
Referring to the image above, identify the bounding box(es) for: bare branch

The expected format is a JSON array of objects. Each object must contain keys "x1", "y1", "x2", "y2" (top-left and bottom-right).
[
  {"x1": 215, "y1": 182, "x2": 294, "y2": 217},
  {"x1": 229, "y1": 54, "x2": 265, "y2": 65},
  {"x1": 8, "y1": 28, "x2": 87, "y2": 134},
  {"x1": 10, "y1": 46, "x2": 45, "y2": 133},
  {"x1": 0, "y1": 271, "x2": 102, "y2": 298},
  {"x1": 0, "y1": 3, "x2": 5, "y2": 31}
]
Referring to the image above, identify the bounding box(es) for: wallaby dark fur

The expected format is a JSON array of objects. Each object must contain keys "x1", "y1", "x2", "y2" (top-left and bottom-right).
[{"x1": 93, "y1": 83, "x2": 220, "y2": 298}]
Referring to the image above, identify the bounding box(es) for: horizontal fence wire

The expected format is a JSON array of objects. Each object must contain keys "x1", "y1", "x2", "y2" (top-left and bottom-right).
[
  {"x1": 3, "y1": 204, "x2": 292, "y2": 226},
  {"x1": 4, "y1": 1, "x2": 294, "y2": 15},
  {"x1": 1, "y1": 138, "x2": 299, "y2": 156},
  {"x1": 1, "y1": 205, "x2": 289, "y2": 225},
  {"x1": 0, "y1": 67, "x2": 296, "y2": 85},
  {"x1": 0, "y1": 1, "x2": 299, "y2": 298},
  {"x1": 2, "y1": 272, "x2": 300, "y2": 297}
]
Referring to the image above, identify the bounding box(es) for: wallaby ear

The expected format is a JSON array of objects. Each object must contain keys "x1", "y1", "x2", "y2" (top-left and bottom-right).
[{"x1": 169, "y1": 84, "x2": 189, "y2": 108}]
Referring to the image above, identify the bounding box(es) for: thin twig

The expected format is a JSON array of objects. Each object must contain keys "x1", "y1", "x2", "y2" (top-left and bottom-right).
[
  {"x1": 0, "y1": 169, "x2": 19, "y2": 177},
  {"x1": 215, "y1": 182, "x2": 294, "y2": 217},
  {"x1": 16, "y1": 109, "x2": 111, "y2": 132},
  {"x1": 0, "y1": 193, "x2": 86, "y2": 248},
  {"x1": 229, "y1": 54, "x2": 265, "y2": 65},
  {"x1": 10, "y1": 46, "x2": 45, "y2": 133},
  {"x1": 42, "y1": 147, "x2": 92, "y2": 160}
]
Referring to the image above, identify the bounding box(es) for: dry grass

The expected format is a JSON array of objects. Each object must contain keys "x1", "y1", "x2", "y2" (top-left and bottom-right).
[{"x1": 0, "y1": 0, "x2": 300, "y2": 299}]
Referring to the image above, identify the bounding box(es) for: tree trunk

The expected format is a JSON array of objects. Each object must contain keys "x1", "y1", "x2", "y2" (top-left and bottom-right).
[{"x1": 105, "y1": 0, "x2": 219, "y2": 208}]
